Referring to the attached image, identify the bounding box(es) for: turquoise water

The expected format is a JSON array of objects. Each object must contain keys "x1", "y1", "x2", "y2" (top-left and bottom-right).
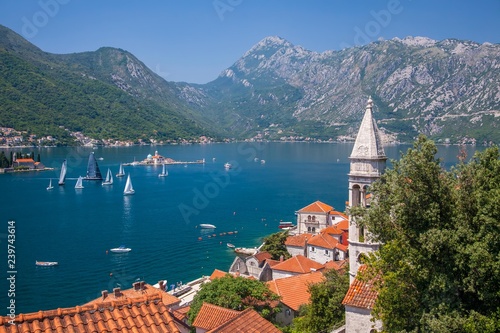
[{"x1": 0, "y1": 142, "x2": 479, "y2": 313}]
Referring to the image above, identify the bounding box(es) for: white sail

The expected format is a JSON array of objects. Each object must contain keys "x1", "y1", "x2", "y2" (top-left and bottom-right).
[
  {"x1": 58, "y1": 160, "x2": 67, "y2": 185},
  {"x1": 75, "y1": 176, "x2": 84, "y2": 189},
  {"x1": 116, "y1": 163, "x2": 125, "y2": 177},
  {"x1": 123, "y1": 174, "x2": 135, "y2": 195},
  {"x1": 159, "y1": 163, "x2": 168, "y2": 177},
  {"x1": 102, "y1": 168, "x2": 113, "y2": 185}
]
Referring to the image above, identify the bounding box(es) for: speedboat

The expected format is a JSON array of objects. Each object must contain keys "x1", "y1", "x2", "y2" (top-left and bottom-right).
[
  {"x1": 227, "y1": 243, "x2": 235, "y2": 248},
  {"x1": 199, "y1": 224, "x2": 216, "y2": 229},
  {"x1": 110, "y1": 246, "x2": 131, "y2": 253},
  {"x1": 224, "y1": 162, "x2": 231, "y2": 169},
  {"x1": 36, "y1": 261, "x2": 58, "y2": 266}
]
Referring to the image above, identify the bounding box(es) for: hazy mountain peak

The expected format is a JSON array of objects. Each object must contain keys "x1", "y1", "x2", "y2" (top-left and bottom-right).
[{"x1": 393, "y1": 36, "x2": 437, "y2": 47}]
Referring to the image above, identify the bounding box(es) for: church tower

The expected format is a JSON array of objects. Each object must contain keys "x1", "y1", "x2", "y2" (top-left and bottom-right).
[{"x1": 348, "y1": 97, "x2": 387, "y2": 282}]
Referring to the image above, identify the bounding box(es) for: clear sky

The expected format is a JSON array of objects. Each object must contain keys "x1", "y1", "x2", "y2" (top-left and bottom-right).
[{"x1": 1, "y1": 1, "x2": 499, "y2": 84}]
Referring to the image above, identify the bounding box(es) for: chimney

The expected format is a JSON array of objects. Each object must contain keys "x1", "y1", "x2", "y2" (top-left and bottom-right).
[
  {"x1": 133, "y1": 282, "x2": 140, "y2": 291},
  {"x1": 279, "y1": 255, "x2": 284, "y2": 262},
  {"x1": 113, "y1": 287, "x2": 121, "y2": 298},
  {"x1": 101, "y1": 290, "x2": 108, "y2": 300},
  {"x1": 158, "y1": 280, "x2": 166, "y2": 291},
  {"x1": 140, "y1": 281, "x2": 145, "y2": 290}
]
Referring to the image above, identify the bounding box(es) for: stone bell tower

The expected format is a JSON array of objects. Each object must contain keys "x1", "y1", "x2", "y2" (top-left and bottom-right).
[{"x1": 347, "y1": 97, "x2": 387, "y2": 282}]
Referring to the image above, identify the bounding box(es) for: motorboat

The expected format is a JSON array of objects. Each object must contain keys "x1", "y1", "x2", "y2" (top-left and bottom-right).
[
  {"x1": 227, "y1": 243, "x2": 235, "y2": 248},
  {"x1": 110, "y1": 246, "x2": 131, "y2": 253},
  {"x1": 36, "y1": 261, "x2": 58, "y2": 266},
  {"x1": 199, "y1": 224, "x2": 216, "y2": 229}
]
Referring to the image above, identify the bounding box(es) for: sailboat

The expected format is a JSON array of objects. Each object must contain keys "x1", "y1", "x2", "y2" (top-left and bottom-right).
[
  {"x1": 123, "y1": 174, "x2": 135, "y2": 195},
  {"x1": 116, "y1": 163, "x2": 125, "y2": 177},
  {"x1": 102, "y1": 168, "x2": 113, "y2": 185},
  {"x1": 58, "y1": 160, "x2": 67, "y2": 186},
  {"x1": 46, "y1": 179, "x2": 54, "y2": 190},
  {"x1": 75, "y1": 176, "x2": 84, "y2": 189},
  {"x1": 84, "y1": 152, "x2": 103, "y2": 180},
  {"x1": 158, "y1": 164, "x2": 168, "y2": 177}
]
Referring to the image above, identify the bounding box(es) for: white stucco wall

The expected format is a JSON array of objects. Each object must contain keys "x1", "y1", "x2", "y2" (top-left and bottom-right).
[
  {"x1": 307, "y1": 245, "x2": 333, "y2": 264},
  {"x1": 286, "y1": 245, "x2": 305, "y2": 257}
]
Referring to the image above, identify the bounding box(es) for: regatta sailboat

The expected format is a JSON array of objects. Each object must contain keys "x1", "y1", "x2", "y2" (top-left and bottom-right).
[
  {"x1": 75, "y1": 176, "x2": 84, "y2": 189},
  {"x1": 84, "y1": 152, "x2": 103, "y2": 180},
  {"x1": 123, "y1": 174, "x2": 135, "y2": 195},
  {"x1": 46, "y1": 179, "x2": 54, "y2": 190},
  {"x1": 158, "y1": 164, "x2": 168, "y2": 177},
  {"x1": 116, "y1": 163, "x2": 125, "y2": 177},
  {"x1": 102, "y1": 168, "x2": 113, "y2": 185},
  {"x1": 58, "y1": 160, "x2": 67, "y2": 186}
]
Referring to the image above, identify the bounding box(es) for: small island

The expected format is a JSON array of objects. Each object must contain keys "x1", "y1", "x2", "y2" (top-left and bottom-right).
[
  {"x1": 123, "y1": 151, "x2": 205, "y2": 166},
  {"x1": 0, "y1": 151, "x2": 53, "y2": 173}
]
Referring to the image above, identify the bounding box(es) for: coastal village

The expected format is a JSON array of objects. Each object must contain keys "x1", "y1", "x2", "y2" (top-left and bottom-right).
[{"x1": 0, "y1": 98, "x2": 384, "y2": 332}]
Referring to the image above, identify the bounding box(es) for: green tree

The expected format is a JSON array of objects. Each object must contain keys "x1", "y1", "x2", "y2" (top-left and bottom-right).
[
  {"x1": 0, "y1": 151, "x2": 9, "y2": 168},
  {"x1": 358, "y1": 136, "x2": 500, "y2": 332},
  {"x1": 289, "y1": 268, "x2": 349, "y2": 333},
  {"x1": 260, "y1": 231, "x2": 291, "y2": 260},
  {"x1": 187, "y1": 275, "x2": 280, "y2": 323}
]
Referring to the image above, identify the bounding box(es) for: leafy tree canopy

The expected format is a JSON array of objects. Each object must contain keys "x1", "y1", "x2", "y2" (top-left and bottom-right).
[
  {"x1": 358, "y1": 135, "x2": 500, "y2": 332},
  {"x1": 187, "y1": 275, "x2": 280, "y2": 323},
  {"x1": 260, "y1": 231, "x2": 292, "y2": 261}
]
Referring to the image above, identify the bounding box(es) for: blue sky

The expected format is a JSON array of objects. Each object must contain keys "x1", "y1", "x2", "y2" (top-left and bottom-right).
[{"x1": 1, "y1": 1, "x2": 499, "y2": 84}]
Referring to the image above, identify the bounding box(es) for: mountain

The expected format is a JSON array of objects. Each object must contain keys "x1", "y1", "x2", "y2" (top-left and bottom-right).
[
  {"x1": 1, "y1": 23, "x2": 499, "y2": 145},
  {"x1": 0, "y1": 25, "x2": 215, "y2": 145},
  {"x1": 177, "y1": 36, "x2": 500, "y2": 144}
]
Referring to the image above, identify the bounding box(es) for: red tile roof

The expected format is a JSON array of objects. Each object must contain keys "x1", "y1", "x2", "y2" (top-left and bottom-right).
[
  {"x1": 272, "y1": 255, "x2": 324, "y2": 274},
  {"x1": 297, "y1": 201, "x2": 333, "y2": 213},
  {"x1": 342, "y1": 265, "x2": 379, "y2": 309},
  {"x1": 210, "y1": 269, "x2": 230, "y2": 280},
  {"x1": 192, "y1": 303, "x2": 239, "y2": 331},
  {"x1": 324, "y1": 259, "x2": 348, "y2": 272},
  {"x1": 254, "y1": 251, "x2": 273, "y2": 263},
  {"x1": 84, "y1": 282, "x2": 181, "y2": 308},
  {"x1": 206, "y1": 307, "x2": 282, "y2": 333},
  {"x1": 267, "y1": 271, "x2": 325, "y2": 311},
  {"x1": 330, "y1": 211, "x2": 349, "y2": 220},
  {"x1": 334, "y1": 219, "x2": 349, "y2": 230},
  {"x1": 15, "y1": 158, "x2": 35, "y2": 163},
  {"x1": 321, "y1": 225, "x2": 343, "y2": 236},
  {"x1": 285, "y1": 233, "x2": 312, "y2": 247},
  {"x1": 307, "y1": 232, "x2": 339, "y2": 249},
  {"x1": 0, "y1": 295, "x2": 180, "y2": 333}
]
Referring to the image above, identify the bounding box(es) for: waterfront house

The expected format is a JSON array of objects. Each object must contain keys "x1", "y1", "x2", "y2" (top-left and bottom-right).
[
  {"x1": 267, "y1": 271, "x2": 325, "y2": 326},
  {"x1": 271, "y1": 254, "x2": 324, "y2": 280},
  {"x1": 295, "y1": 201, "x2": 335, "y2": 235},
  {"x1": 192, "y1": 302, "x2": 281, "y2": 333},
  {"x1": 306, "y1": 232, "x2": 348, "y2": 264},
  {"x1": 12, "y1": 158, "x2": 35, "y2": 169},
  {"x1": 228, "y1": 251, "x2": 274, "y2": 281},
  {"x1": 285, "y1": 233, "x2": 312, "y2": 257}
]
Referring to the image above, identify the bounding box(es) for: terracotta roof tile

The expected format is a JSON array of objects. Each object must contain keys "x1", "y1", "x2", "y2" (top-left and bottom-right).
[
  {"x1": 297, "y1": 201, "x2": 333, "y2": 213},
  {"x1": 254, "y1": 251, "x2": 272, "y2": 263},
  {"x1": 324, "y1": 259, "x2": 348, "y2": 272},
  {"x1": 285, "y1": 233, "x2": 312, "y2": 247},
  {"x1": 334, "y1": 219, "x2": 349, "y2": 230},
  {"x1": 0, "y1": 296, "x2": 180, "y2": 333},
  {"x1": 210, "y1": 269, "x2": 230, "y2": 280},
  {"x1": 342, "y1": 265, "x2": 379, "y2": 309},
  {"x1": 265, "y1": 259, "x2": 282, "y2": 267},
  {"x1": 192, "y1": 303, "x2": 239, "y2": 331},
  {"x1": 321, "y1": 225, "x2": 343, "y2": 236},
  {"x1": 84, "y1": 283, "x2": 181, "y2": 309},
  {"x1": 267, "y1": 271, "x2": 324, "y2": 311},
  {"x1": 272, "y1": 255, "x2": 324, "y2": 274},
  {"x1": 206, "y1": 308, "x2": 281, "y2": 333},
  {"x1": 307, "y1": 232, "x2": 339, "y2": 249}
]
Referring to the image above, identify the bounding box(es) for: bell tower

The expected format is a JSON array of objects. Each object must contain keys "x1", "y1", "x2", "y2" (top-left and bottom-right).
[{"x1": 348, "y1": 97, "x2": 387, "y2": 282}]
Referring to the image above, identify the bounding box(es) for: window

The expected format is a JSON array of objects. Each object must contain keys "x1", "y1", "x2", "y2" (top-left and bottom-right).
[
  {"x1": 308, "y1": 215, "x2": 312, "y2": 221},
  {"x1": 286, "y1": 309, "x2": 291, "y2": 316},
  {"x1": 308, "y1": 227, "x2": 311, "y2": 232},
  {"x1": 325, "y1": 250, "x2": 329, "y2": 255},
  {"x1": 312, "y1": 215, "x2": 316, "y2": 222},
  {"x1": 310, "y1": 246, "x2": 315, "y2": 252},
  {"x1": 312, "y1": 227, "x2": 316, "y2": 233}
]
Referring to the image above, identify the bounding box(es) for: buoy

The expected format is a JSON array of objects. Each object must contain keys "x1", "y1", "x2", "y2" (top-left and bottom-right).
[{"x1": 198, "y1": 237, "x2": 202, "y2": 240}]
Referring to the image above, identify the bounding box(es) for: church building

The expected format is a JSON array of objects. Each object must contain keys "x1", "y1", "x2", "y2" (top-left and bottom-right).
[{"x1": 343, "y1": 97, "x2": 386, "y2": 333}]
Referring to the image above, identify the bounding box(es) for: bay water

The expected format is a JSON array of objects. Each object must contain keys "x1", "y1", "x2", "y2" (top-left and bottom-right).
[{"x1": 0, "y1": 142, "x2": 480, "y2": 314}]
